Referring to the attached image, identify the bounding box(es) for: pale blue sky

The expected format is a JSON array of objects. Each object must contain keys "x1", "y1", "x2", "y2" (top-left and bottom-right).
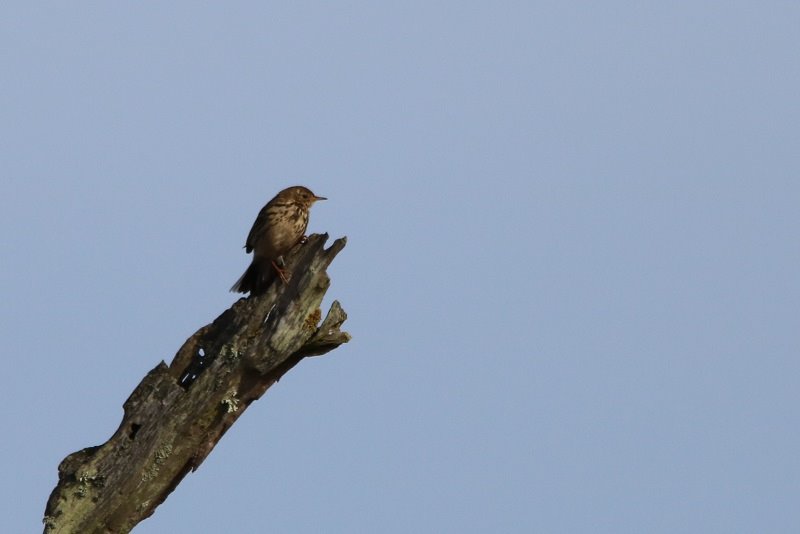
[{"x1": 2, "y1": 2, "x2": 799, "y2": 533}]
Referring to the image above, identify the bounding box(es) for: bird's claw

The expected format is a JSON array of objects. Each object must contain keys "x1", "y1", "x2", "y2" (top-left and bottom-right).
[{"x1": 271, "y1": 260, "x2": 291, "y2": 284}]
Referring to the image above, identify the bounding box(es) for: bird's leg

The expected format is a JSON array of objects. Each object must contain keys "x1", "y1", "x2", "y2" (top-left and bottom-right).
[{"x1": 271, "y1": 259, "x2": 290, "y2": 284}]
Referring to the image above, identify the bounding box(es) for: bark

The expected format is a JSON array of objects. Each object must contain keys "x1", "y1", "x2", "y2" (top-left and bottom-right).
[{"x1": 43, "y1": 234, "x2": 350, "y2": 534}]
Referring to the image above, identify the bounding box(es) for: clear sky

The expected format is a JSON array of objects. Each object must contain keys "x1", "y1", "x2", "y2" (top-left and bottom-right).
[{"x1": 2, "y1": 2, "x2": 799, "y2": 533}]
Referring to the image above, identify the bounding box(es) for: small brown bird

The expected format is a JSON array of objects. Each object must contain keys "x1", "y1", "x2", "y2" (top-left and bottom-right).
[{"x1": 231, "y1": 185, "x2": 326, "y2": 294}]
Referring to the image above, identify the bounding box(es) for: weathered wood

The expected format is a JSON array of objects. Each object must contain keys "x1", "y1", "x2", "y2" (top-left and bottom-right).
[{"x1": 43, "y1": 234, "x2": 350, "y2": 534}]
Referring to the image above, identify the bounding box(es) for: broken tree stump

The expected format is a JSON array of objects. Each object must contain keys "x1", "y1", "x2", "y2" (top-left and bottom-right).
[{"x1": 43, "y1": 234, "x2": 350, "y2": 534}]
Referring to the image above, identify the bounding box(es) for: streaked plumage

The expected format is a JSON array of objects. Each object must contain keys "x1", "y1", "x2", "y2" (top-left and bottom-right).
[{"x1": 231, "y1": 186, "x2": 325, "y2": 294}]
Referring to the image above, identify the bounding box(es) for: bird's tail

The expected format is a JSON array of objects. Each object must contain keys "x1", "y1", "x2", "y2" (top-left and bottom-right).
[
  {"x1": 230, "y1": 259, "x2": 270, "y2": 294},
  {"x1": 230, "y1": 260, "x2": 256, "y2": 294}
]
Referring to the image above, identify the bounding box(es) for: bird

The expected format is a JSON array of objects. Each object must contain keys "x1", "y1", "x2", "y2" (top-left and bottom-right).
[{"x1": 231, "y1": 185, "x2": 326, "y2": 295}]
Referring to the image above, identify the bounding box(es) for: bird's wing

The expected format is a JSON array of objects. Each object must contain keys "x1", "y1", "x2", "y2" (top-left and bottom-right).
[
  {"x1": 244, "y1": 203, "x2": 271, "y2": 252},
  {"x1": 244, "y1": 200, "x2": 293, "y2": 252}
]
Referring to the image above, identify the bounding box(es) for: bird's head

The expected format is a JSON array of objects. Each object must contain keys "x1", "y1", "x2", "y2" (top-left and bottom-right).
[{"x1": 280, "y1": 185, "x2": 327, "y2": 208}]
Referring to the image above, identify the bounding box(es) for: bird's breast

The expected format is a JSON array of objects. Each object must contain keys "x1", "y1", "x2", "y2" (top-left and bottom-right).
[{"x1": 253, "y1": 203, "x2": 309, "y2": 259}]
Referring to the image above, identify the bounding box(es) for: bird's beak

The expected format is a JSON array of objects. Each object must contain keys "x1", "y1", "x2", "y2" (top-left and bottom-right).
[{"x1": 314, "y1": 195, "x2": 327, "y2": 202}]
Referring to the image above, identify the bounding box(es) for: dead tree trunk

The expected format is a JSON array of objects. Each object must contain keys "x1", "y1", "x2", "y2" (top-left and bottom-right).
[{"x1": 43, "y1": 234, "x2": 350, "y2": 534}]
